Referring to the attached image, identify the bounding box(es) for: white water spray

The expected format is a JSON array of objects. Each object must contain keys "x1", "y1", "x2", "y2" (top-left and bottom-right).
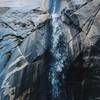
[{"x1": 49, "y1": 13, "x2": 67, "y2": 99}]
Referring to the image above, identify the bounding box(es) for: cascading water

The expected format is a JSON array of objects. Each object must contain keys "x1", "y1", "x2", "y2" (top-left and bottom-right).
[
  {"x1": 48, "y1": 0, "x2": 69, "y2": 99},
  {"x1": 49, "y1": 14, "x2": 66, "y2": 99}
]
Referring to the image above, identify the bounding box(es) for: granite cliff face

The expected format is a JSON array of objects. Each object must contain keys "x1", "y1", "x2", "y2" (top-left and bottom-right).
[{"x1": 0, "y1": 0, "x2": 100, "y2": 100}]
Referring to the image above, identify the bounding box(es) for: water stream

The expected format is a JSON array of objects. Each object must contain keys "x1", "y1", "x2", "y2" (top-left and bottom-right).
[{"x1": 48, "y1": 0, "x2": 68, "y2": 99}]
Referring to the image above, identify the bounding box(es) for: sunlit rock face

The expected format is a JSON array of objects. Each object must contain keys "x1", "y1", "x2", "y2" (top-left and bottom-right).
[{"x1": 0, "y1": 0, "x2": 100, "y2": 100}]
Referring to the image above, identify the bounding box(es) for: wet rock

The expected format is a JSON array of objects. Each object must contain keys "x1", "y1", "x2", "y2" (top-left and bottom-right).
[
  {"x1": 0, "y1": 0, "x2": 100, "y2": 100},
  {"x1": 0, "y1": 6, "x2": 49, "y2": 99}
]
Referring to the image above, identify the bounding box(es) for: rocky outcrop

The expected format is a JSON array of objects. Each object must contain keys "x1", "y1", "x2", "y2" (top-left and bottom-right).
[
  {"x1": 0, "y1": 0, "x2": 100, "y2": 100},
  {"x1": 0, "y1": 6, "x2": 49, "y2": 99}
]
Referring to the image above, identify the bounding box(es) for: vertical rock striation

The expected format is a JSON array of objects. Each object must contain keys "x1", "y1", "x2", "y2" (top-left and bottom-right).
[{"x1": 0, "y1": 0, "x2": 100, "y2": 100}]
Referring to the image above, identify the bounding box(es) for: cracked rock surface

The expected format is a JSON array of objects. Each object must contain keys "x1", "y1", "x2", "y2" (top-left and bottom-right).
[{"x1": 0, "y1": 0, "x2": 100, "y2": 100}]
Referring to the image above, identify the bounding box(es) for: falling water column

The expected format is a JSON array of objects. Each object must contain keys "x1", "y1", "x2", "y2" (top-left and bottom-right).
[{"x1": 48, "y1": 0, "x2": 67, "y2": 100}]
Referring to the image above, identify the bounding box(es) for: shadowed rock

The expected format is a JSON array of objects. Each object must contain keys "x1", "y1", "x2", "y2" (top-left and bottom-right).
[{"x1": 0, "y1": 0, "x2": 100, "y2": 100}]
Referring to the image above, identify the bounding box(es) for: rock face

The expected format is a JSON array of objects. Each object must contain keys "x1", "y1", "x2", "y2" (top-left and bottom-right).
[{"x1": 0, "y1": 0, "x2": 100, "y2": 100}]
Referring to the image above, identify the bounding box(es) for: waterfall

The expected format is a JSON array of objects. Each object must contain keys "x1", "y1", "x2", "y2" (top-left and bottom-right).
[
  {"x1": 49, "y1": 14, "x2": 65, "y2": 99},
  {"x1": 48, "y1": 0, "x2": 68, "y2": 99}
]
